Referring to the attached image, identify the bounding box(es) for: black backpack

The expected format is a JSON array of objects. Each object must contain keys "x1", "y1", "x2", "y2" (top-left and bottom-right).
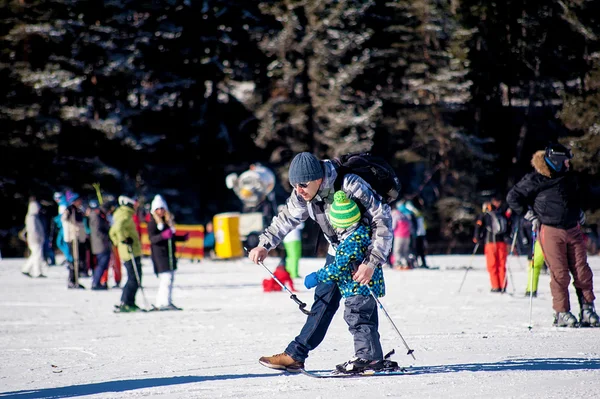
[{"x1": 332, "y1": 152, "x2": 401, "y2": 204}]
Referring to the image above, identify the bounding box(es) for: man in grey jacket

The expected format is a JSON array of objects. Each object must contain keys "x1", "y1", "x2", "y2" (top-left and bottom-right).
[{"x1": 248, "y1": 152, "x2": 393, "y2": 372}]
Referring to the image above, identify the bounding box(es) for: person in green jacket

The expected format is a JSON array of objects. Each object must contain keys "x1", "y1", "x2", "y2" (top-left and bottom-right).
[{"x1": 109, "y1": 196, "x2": 143, "y2": 312}]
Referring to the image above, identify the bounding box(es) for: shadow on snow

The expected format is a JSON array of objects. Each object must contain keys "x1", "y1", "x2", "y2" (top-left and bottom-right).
[
  {"x1": 312, "y1": 357, "x2": 600, "y2": 375},
  {"x1": 2, "y1": 358, "x2": 599, "y2": 397},
  {"x1": 0, "y1": 373, "x2": 272, "y2": 398}
]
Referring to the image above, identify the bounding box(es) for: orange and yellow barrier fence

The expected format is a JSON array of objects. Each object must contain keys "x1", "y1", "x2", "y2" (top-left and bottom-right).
[{"x1": 140, "y1": 223, "x2": 205, "y2": 260}]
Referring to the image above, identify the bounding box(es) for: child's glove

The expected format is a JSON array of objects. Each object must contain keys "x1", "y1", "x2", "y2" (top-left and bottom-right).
[
  {"x1": 161, "y1": 229, "x2": 173, "y2": 240},
  {"x1": 304, "y1": 272, "x2": 318, "y2": 289}
]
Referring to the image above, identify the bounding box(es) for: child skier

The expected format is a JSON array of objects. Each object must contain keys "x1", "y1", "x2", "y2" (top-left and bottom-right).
[
  {"x1": 304, "y1": 191, "x2": 396, "y2": 373},
  {"x1": 147, "y1": 194, "x2": 188, "y2": 310}
]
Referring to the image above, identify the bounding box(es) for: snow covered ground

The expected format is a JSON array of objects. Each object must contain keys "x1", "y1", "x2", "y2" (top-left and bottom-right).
[{"x1": 1, "y1": 253, "x2": 600, "y2": 399}]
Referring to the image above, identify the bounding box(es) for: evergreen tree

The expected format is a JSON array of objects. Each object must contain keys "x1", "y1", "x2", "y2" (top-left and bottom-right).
[
  {"x1": 367, "y1": 0, "x2": 490, "y2": 249},
  {"x1": 253, "y1": 0, "x2": 382, "y2": 161},
  {"x1": 0, "y1": 0, "x2": 268, "y2": 224}
]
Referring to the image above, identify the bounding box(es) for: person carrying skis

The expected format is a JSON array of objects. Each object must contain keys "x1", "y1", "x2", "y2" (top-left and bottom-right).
[
  {"x1": 109, "y1": 196, "x2": 143, "y2": 312},
  {"x1": 147, "y1": 194, "x2": 188, "y2": 310},
  {"x1": 248, "y1": 152, "x2": 392, "y2": 372},
  {"x1": 304, "y1": 191, "x2": 395, "y2": 373},
  {"x1": 506, "y1": 143, "x2": 599, "y2": 327}
]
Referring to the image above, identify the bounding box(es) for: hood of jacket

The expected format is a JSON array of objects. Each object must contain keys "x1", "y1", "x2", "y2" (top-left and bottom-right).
[
  {"x1": 112, "y1": 204, "x2": 135, "y2": 222},
  {"x1": 531, "y1": 150, "x2": 552, "y2": 178}
]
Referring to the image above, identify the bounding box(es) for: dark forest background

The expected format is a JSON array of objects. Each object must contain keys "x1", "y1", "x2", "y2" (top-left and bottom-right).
[{"x1": 1, "y1": 0, "x2": 600, "y2": 257}]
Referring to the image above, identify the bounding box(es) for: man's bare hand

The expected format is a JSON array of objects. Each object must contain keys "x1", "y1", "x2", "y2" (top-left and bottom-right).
[
  {"x1": 353, "y1": 263, "x2": 374, "y2": 285},
  {"x1": 248, "y1": 246, "x2": 268, "y2": 264}
]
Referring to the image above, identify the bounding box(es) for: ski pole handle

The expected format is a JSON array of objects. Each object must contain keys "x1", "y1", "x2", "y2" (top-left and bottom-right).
[{"x1": 289, "y1": 294, "x2": 312, "y2": 315}]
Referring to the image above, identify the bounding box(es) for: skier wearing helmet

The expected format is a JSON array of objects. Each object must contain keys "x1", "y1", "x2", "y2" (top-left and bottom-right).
[{"x1": 507, "y1": 143, "x2": 598, "y2": 328}]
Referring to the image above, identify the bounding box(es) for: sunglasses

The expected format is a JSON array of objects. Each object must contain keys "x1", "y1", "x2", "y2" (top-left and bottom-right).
[{"x1": 292, "y1": 182, "x2": 310, "y2": 189}]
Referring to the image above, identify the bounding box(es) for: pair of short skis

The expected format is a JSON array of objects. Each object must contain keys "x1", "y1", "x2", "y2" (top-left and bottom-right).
[
  {"x1": 298, "y1": 367, "x2": 411, "y2": 378},
  {"x1": 272, "y1": 349, "x2": 413, "y2": 379}
]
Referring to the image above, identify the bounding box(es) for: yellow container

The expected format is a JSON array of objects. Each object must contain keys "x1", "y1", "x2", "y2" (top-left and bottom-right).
[{"x1": 214, "y1": 212, "x2": 244, "y2": 259}]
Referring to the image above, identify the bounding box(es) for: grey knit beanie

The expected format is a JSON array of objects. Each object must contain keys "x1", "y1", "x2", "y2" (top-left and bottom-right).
[{"x1": 288, "y1": 152, "x2": 324, "y2": 186}]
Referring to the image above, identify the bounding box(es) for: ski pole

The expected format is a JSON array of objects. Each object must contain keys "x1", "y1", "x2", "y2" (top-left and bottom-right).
[
  {"x1": 368, "y1": 287, "x2": 415, "y2": 360},
  {"x1": 505, "y1": 259, "x2": 516, "y2": 294},
  {"x1": 503, "y1": 227, "x2": 519, "y2": 293},
  {"x1": 72, "y1": 238, "x2": 79, "y2": 288},
  {"x1": 168, "y1": 238, "x2": 173, "y2": 271},
  {"x1": 457, "y1": 242, "x2": 479, "y2": 293},
  {"x1": 528, "y1": 229, "x2": 538, "y2": 331},
  {"x1": 128, "y1": 244, "x2": 151, "y2": 311},
  {"x1": 244, "y1": 247, "x2": 313, "y2": 315}
]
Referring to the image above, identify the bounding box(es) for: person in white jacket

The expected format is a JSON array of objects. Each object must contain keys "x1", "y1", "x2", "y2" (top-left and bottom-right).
[{"x1": 21, "y1": 198, "x2": 47, "y2": 278}]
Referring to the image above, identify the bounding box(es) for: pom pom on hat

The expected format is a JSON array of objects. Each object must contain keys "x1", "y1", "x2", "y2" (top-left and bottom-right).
[{"x1": 328, "y1": 191, "x2": 361, "y2": 229}]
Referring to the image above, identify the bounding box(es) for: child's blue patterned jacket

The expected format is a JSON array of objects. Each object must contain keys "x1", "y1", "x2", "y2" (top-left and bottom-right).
[{"x1": 315, "y1": 224, "x2": 385, "y2": 298}]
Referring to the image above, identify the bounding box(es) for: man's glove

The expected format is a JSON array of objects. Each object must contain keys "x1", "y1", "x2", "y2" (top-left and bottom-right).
[
  {"x1": 579, "y1": 210, "x2": 586, "y2": 226},
  {"x1": 524, "y1": 210, "x2": 540, "y2": 232},
  {"x1": 304, "y1": 272, "x2": 319, "y2": 290},
  {"x1": 122, "y1": 237, "x2": 134, "y2": 246}
]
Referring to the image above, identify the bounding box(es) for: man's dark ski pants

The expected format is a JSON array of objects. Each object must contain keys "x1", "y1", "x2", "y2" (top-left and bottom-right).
[{"x1": 285, "y1": 254, "x2": 342, "y2": 362}]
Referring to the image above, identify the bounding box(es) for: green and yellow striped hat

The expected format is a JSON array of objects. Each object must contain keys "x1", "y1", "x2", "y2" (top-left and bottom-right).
[{"x1": 328, "y1": 191, "x2": 361, "y2": 229}]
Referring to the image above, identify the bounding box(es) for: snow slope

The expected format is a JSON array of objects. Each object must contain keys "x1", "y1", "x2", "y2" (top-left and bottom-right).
[{"x1": 1, "y1": 254, "x2": 599, "y2": 399}]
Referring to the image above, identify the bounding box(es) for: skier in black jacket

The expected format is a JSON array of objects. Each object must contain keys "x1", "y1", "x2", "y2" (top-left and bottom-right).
[{"x1": 506, "y1": 143, "x2": 599, "y2": 327}]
